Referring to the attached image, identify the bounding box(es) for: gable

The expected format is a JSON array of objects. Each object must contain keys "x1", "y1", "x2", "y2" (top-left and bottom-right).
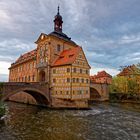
[
  {"x1": 35, "y1": 33, "x2": 48, "y2": 44},
  {"x1": 73, "y1": 47, "x2": 91, "y2": 68}
]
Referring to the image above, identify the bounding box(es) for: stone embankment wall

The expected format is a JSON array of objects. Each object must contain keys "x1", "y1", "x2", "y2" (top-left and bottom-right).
[{"x1": 109, "y1": 93, "x2": 140, "y2": 103}]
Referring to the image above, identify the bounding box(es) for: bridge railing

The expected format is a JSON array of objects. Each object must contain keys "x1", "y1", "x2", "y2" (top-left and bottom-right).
[
  {"x1": 2, "y1": 82, "x2": 49, "y2": 94},
  {"x1": 3, "y1": 82, "x2": 49, "y2": 86}
]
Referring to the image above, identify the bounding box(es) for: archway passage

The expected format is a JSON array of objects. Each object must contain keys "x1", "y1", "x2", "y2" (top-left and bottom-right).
[
  {"x1": 90, "y1": 88, "x2": 101, "y2": 100},
  {"x1": 3, "y1": 89, "x2": 50, "y2": 107},
  {"x1": 23, "y1": 90, "x2": 49, "y2": 106},
  {"x1": 39, "y1": 71, "x2": 46, "y2": 82}
]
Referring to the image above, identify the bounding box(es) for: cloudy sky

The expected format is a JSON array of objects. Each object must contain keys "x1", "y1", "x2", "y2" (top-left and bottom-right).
[{"x1": 0, "y1": 0, "x2": 140, "y2": 81}]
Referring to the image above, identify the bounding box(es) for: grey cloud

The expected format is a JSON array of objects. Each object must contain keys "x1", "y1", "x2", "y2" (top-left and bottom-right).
[
  {"x1": 85, "y1": 37, "x2": 140, "y2": 69},
  {"x1": 0, "y1": 39, "x2": 34, "y2": 62},
  {"x1": 0, "y1": 74, "x2": 8, "y2": 82}
]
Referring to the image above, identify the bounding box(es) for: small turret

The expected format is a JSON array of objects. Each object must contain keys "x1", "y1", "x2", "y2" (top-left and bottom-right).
[{"x1": 54, "y1": 6, "x2": 63, "y2": 32}]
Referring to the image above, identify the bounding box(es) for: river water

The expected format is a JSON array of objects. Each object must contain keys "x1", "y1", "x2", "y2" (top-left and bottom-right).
[{"x1": 0, "y1": 102, "x2": 140, "y2": 140}]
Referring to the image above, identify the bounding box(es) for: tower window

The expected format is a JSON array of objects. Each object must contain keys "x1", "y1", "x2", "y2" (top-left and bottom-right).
[
  {"x1": 32, "y1": 75, "x2": 35, "y2": 81},
  {"x1": 25, "y1": 76, "x2": 27, "y2": 82},
  {"x1": 22, "y1": 77, "x2": 24, "y2": 82},
  {"x1": 57, "y1": 44, "x2": 61, "y2": 51},
  {"x1": 45, "y1": 57, "x2": 48, "y2": 62},
  {"x1": 86, "y1": 70, "x2": 89, "y2": 74},
  {"x1": 28, "y1": 76, "x2": 30, "y2": 82}
]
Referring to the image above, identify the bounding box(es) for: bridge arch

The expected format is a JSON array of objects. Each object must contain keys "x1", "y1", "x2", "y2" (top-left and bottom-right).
[
  {"x1": 2, "y1": 87, "x2": 50, "y2": 106},
  {"x1": 90, "y1": 87, "x2": 101, "y2": 100}
]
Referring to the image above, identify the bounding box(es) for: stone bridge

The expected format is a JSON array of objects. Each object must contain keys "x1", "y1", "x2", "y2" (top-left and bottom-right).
[
  {"x1": 0, "y1": 82, "x2": 51, "y2": 106},
  {"x1": 0, "y1": 82, "x2": 110, "y2": 107},
  {"x1": 90, "y1": 82, "x2": 109, "y2": 101}
]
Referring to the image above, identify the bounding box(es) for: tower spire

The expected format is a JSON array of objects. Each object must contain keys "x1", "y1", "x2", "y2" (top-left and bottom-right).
[
  {"x1": 57, "y1": 5, "x2": 59, "y2": 15},
  {"x1": 54, "y1": 6, "x2": 63, "y2": 32}
]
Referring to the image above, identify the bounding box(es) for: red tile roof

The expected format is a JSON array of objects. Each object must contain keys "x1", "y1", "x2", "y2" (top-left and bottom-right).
[
  {"x1": 52, "y1": 46, "x2": 81, "y2": 66},
  {"x1": 96, "y1": 71, "x2": 112, "y2": 78},
  {"x1": 90, "y1": 71, "x2": 112, "y2": 83},
  {"x1": 117, "y1": 65, "x2": 137, "y2": 76},
  {"x1": 90, "y1": 71, "x2": 112, "y2": 80},
  {"x1": 15, "y1": 49, "x2": 37, "y2": 63}
]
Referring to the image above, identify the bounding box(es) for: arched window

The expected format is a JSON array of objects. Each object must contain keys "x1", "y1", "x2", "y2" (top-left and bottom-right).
[
  {"x1": 25, "y1": 76, "x2": 27, "y2": 82},
  {"x1": 22, "y1": 77, "x2": 24, "y2": 82},
  {"x1": 39, "y1": 71, "x2": 45, "y2": 82},
  {"x1": 32, "y1": 75, "x2": 35, "y2": 81},
  {"x1": 28, "y1": 76, "x2": 30, "y2": 82}
]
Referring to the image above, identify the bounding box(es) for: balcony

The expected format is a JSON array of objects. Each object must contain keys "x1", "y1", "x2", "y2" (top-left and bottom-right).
[{"x1": 36, "y1": 62, "x2": 48, "y2": 68}]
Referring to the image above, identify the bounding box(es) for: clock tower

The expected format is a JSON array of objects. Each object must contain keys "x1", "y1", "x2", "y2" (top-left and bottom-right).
[{"x1": 54, "y1": 6, "x2": 63, "y2": 32}]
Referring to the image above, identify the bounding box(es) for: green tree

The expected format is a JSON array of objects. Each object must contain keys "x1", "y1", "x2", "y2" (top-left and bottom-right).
[
  {"x1": 110, "y1": 76, "x2": 128, "y2": 93},
  {"x1": 127, "y1": 78, "x2": 137, "y2": 94}
]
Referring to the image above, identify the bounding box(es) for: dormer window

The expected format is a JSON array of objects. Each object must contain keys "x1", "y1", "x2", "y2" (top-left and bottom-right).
[
  {"x1": 69, "y1": 54, "x2": 74, "y2": 57},
  {"x1": 59, "y1": 56, "x2": 64, "y2": 59}
]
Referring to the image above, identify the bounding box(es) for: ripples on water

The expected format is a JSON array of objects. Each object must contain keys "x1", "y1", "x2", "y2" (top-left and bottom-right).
[{"x1": 0, "y1": 102, "x2": 140, "y2": 140}]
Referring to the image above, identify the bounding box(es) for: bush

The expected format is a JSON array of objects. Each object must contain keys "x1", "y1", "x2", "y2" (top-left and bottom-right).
[
  {"x1": 0, "y1": 82, "x2": 4, "y2": 95},
  {"x1": 0, "y1": 102, "x2": 6, "y2": 117},
  {"x1": 109, "y1": 93, "x2": 120, "y2": 102}
]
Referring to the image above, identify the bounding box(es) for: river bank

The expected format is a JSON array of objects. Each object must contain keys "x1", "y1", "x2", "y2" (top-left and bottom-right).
[{"x1": 109, "y1": 92, "x2": 140, "y2": 104}]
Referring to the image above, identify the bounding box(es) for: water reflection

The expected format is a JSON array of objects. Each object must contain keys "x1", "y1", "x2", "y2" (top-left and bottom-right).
[{"x1": 0, "y1": 102, "x2": 140, "y2": 140}]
